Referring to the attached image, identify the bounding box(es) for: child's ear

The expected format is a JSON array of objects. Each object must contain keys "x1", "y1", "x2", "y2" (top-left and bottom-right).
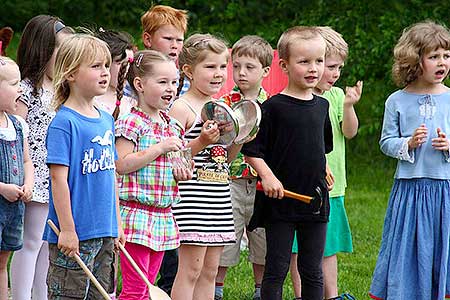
[
  {"x1": 182, "y1": 64, "x2": 193, "y2": 80},
  {"x1": 142, "y1": 32, "x2": 152, "y2": 49},
  {"x1": 279, "y1": 59, "x2": 288, "y2": 74},
  {"x1": 262, "y1": 66, "x2": 271, "y2": 78},
  {"x1": 133, "y1": 77, "x2": 144, "y2": 93}
]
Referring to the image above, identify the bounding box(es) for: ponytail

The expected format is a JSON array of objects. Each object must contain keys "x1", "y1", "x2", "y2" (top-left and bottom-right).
[{"x1": 113, "y1": 59, "x2": 129, "y2": 120}]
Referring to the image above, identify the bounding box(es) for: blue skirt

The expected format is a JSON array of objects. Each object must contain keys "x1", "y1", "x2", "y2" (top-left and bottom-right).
[{"x1": 370, "y1": 178, "x2": 450, "y2": 300}]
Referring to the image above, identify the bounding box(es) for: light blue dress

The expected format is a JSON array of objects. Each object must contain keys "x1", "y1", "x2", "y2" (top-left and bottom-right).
[{"x1": 370, "y1": 90, "x2": 450, "y2": 300}]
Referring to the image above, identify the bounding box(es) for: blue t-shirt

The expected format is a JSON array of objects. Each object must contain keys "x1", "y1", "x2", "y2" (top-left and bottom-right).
[{"x1": 43, "y1": 106, "x2": 118, "y2": 243}]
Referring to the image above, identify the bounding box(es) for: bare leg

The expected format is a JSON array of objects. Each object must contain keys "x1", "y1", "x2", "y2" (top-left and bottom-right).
[
  {"x1": 216, "y1": 266, "x2": 228, "y2": 284},
  {"x1": 171, "y1": 245, "x2": 207, "y2": 300},
  {"x1": 323, "y1": 254, "x2": 338, "y2": 299},
  {"x1": 290, "y1": 253, "x2": 302, "y2": 298},
  {"x1": 193, "y1": 246, "x2": 223, "y2": 300},
  {"x1": 0, "y1": 251, "x2": 10, "y2": 300}
]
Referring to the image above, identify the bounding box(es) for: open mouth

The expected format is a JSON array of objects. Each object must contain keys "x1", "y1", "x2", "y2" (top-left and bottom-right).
[
  {"x1": 99, "y1": 80, "x2": 108, "y2": 85},
  {"x1": 436, "y1": 69, "x2": 446, "y2": 76},
  {"x1": 161, "y1": 95, "x2": 173, "y2": 102}
]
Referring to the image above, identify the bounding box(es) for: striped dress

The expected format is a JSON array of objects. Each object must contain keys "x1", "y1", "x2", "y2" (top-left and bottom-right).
[{"x1": 173, "y1": 112, "x2": 236, "y2": 246}]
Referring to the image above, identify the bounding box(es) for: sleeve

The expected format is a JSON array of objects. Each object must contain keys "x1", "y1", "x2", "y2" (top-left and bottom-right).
[
  {"x1": 46, "y1": 118, "x2": 71, "y2": 166},
  {"x1": 241, "y1": 103, "x2": 271, "y2": 159},
  {"x1": 324, "y1": 107, "x2": 333, "y2": 154},
  {"x1": 114, "y1": 115, "x2": 141, "y2": 146},
  {"x1": 18, "y1": 80, "x2": 32, "y2": 107},
  {"x1": 379, "y1": 98, "x2": 414, "y2": 162}
]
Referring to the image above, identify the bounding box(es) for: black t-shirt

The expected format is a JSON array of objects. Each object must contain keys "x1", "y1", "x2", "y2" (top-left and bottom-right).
[{"x1": 242, "y1": 93, "x2": 333, "y2": 225}]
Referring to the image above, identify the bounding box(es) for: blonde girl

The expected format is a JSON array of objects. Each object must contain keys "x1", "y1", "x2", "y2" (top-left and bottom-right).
[
  {"x1": 370, "y1": 21, "x2": 450, "y2": 300},
  {"x1": 0, "y1": 56, "x2": 33, "y2": 300},
  {"x1": 169, "y1": 33, "x2": 240, "y2": 300},
  {"x1": 115, "y1": 50, "x2": 192, "y2": 300},
  {"x1": 43, "y1": 34, "x2": 124, "y2": 299},
  {"x1": 10, "y1": 15, "x2": 73, "y2": 300}
]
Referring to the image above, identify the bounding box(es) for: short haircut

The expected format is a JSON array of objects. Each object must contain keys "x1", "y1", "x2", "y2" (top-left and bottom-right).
[
  {"x1": 277, "y1": 26, "x2": 323, "y2": 61},
  {"x1": 141, "y1": 5, "x2": 188, "y2": 35},
  {"x1": 231, "y1": 35, "x2": 273, "y2": 68},
  {"x1": 53, "y1": 34, "x2": 111, "y2": 111},
  {"x1": 317, "y1": 26, "x2": 348, "y2": 61},
  {"x1": 392, "y1": 20, "x2": 450, "y2": 87}
]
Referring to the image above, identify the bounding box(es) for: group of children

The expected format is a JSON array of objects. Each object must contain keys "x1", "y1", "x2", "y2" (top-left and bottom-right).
[{"x1": 1, "y1": 4, "x2": 450, "y2": 300}]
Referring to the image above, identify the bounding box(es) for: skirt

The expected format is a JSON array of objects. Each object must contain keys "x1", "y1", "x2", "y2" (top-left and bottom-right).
[{"x1": 370, "y1": 178, "x2": 450, "y2": 300}]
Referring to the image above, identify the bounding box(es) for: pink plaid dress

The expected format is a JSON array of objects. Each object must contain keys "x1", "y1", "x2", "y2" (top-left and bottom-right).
[{"x1": 115, "y1": 107, "x2": 184, "y2": 251}]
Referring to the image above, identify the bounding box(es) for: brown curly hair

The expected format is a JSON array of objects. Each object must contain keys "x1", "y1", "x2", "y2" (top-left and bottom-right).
[{"x1": 392, "y1": 20, "x2": 450, "y2": 87}]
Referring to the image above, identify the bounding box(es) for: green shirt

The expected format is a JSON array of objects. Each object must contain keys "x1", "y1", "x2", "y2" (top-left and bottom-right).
[{"x1": 323, "y1": 87, "x2": 347, "y2": 197}]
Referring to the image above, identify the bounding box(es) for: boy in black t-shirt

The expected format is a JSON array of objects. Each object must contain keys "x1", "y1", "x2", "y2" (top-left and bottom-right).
[{"x1": 242, "y1": 26, "x2": 333, "y2": 300}]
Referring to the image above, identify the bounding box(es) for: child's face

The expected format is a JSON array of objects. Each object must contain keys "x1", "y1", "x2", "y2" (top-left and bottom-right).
[
  {"x1": 281, "y1": 36, "x2": 325, "y2": 90},
  {"x1": 69, "y1": 55, "x2": 110, "y2": 98},
  {"x1": 316, "y1": 54, "x2": 345, "y2": 92},
  {"x1": 0, "y1": 63, "x2": 22, "y2": 113},
  {"x1": 232, "y1": 55, "x2": 269, "y2": 96},
  {"x1": 137, "y1": 61, "x2": 178, "y2": 112},
  {"x1": 143, "y1": 25, "x2": 184, "y2": 62},
  {"x1": 419, "y1": 47, "x2": 450, "y2": 86},
  {"x1": 188, "y1": 50, "x2": 228, "y2": 97}
]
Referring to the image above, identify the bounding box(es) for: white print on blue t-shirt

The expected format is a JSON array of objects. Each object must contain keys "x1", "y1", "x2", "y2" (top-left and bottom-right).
[{"x1": 81, "y1": 129, "x2": 115, "y2": 174}]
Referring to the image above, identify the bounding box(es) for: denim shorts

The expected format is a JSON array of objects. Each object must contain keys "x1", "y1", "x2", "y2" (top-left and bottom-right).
[
  {"x1": 0, "y1": 198, "x2": 24, "y2": 251},
  {"x1": 47, "y1": 237, "x2": 115, "y2": 299}
]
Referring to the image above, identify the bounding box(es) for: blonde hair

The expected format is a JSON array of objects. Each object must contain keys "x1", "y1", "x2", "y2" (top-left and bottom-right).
[
  {"x1": 277, "y1": 26, "x2": 323, "y2": 60},
  {"x1": 0, "y1": 56, "x2": 18, "y2": 81},
  {"x1": 177, "y1": 33, "x2": 229, "y2": 95},
  {"x1": 127, "y1": 50, "x2": 174, "y2": 95},
  {"x1": 53, "y1": 34, "x2": 111, "y2": 111},
  {"x1": 392, "y1": 20, "x2": 450, "y2": 87},
  {"x1": 141, "y1": 5, "x2": 188, "y2": 35},
  {"x1": 232, "y1": 35, "x2": 273, "y2": 68},
  {"x1": 317, "y1": 26, "x2": 348, "y2": 61}
]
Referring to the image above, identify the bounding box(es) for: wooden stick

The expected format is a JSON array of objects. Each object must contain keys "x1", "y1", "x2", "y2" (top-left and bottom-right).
[{"x1": 47, "y1": 220, "x2": 112, "y2": 300}]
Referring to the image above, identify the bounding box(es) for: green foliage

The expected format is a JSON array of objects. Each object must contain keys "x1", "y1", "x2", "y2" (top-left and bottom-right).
[{"x1": 2, "y1": 0, "x2": 450, "y2": 149}]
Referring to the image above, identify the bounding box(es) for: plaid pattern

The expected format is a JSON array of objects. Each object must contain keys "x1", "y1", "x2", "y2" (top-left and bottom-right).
[
  {"x1": 115, "y1": 107, "x2": 183, "y2": 207},
  {"x1": 115, "y1": 107, "x2": 184, "y2": 250},
  {"x1": 120, "y1": 201, "x2": 179, "y2": 251},
  {"x1": 220, "y1": 86, "x2": 270, "y2": 179}
]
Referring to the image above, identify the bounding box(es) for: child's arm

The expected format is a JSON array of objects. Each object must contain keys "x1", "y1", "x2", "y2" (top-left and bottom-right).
[
  {"x1": 341, "y1": 81, "x2": 363, "y2": 139},
  {"x1": 20, "y1": 137, "x2": 34, "y2": 202},
  {"x1": 169, "y1": 100, "x2": 220, "y2": 156},
  {"x1": 49, "y1": 164, "x2": 79, "y2": 257},
  {"x1": 115, "y1": 136, "x2": 183, "y2": 175},
  {"x1": 245, "y1": 156, "x2": 284, "y2": 199}
]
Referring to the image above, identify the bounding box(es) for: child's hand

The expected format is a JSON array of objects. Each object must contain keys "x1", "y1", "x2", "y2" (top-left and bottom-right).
[
  {"x1": 173, "y1": 161, "x2": 194, "y2": 182},
  {"x1": 325, "y1": 166, "x2": 335, "y2": 191},
  {"x1": 20, "y1": 184, "x2": 33, "y2": 202},
  {"x1": 432, "y1": 128, "x2": 449, "y2": 151},
  {"x1": 159, "y1": 136, "x2": 183, "y2": 154},
  {"x1": 344, "y1": 80, "x2": 363, "y2": 106},
  {"x1": 261, "y1": 175, "x2": 284, "y2": 199},
  {"x1": 408, "y1": 124, "x2": 428, "y2": 150},
  {"x1": 114, "y1": 226, "x2": 126, "y2": 251},
  {"x1": 0, "y1": 183, "x2": 24, "y2": 202},
  {"x1": 58, "y1": 230, "x2": 79, "y2": 257},
  {"x1": 199, "y1": 120, "x2": 220, "y2": 146}
]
